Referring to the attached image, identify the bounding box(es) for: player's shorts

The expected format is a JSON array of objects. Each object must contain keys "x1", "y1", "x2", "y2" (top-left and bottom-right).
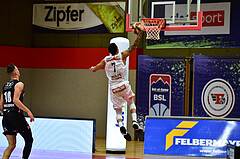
[
  {"x1": 2, "y1": 111, "x2": 30, "y2": 135},
  {"x1": 110, "y1": 81, "x2": 135, "y2": 109}
]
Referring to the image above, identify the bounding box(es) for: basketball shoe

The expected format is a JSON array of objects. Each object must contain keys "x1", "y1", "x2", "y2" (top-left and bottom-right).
[
  {"x1": 132, "y1": 121, "x2": 143, "y2": 133},
  {"x1": 120, "y1": 126, "x2": 131, "y2": 141}
]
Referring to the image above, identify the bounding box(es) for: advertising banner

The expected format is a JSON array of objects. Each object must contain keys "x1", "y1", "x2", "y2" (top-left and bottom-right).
[
  {"x1": 0, "y1": 117, "x2": 95, "y2": 153},
  {"x1": 33, "y1": 2, "x2": 125, "y2": 33},
  {"x1": 193, "y1": 55, "x2": 240, "y2": 118},
  {"x1": 144, "y1": 116, "x2": 240, "y2": 157},
  {"x1": 149, "y1": 74, "x2": 171, "y2": 116},
  {"x1": 137, "y1": 56, "x2": 185, "y2": 129}
]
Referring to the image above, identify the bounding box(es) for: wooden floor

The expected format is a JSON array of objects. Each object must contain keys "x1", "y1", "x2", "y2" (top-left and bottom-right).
[
  {"x1": 95, "y1": 137, "x2": 145, "y2": 158},
  {"x1": 0, "y1": 137, "x2": 226, "y2": 159},
  {"x1": 94, "y1": 137, "x2": 226, "y2": 159}
]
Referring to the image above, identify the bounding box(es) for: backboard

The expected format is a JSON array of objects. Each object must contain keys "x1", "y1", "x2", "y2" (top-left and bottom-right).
[{"x1": 126, "y1": 0, "x2": 203, "y2": 32}]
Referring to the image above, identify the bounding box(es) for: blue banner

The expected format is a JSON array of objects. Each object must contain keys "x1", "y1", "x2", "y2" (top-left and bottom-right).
[
  {"x1": 149, "y1": 74, "x2": 171, "y2": 116},
  {"x1": 193, "y1": 55, "x2": 240, "y2": 118},
  {"x1": 137, "y1": 56, "x2": 185, "y2": 129},
  {"x1": 144, "y1": 116, "x2": 240, "y2": 157}
]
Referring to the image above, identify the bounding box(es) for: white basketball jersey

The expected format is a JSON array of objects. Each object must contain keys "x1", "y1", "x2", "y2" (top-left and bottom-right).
[{"x1": 104, "y1": 54, "x2": 127, "y2": 86}]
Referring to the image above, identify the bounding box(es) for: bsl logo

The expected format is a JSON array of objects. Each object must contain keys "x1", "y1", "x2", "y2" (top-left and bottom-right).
[{"x1": 153, "y1": 94, "x2": 166, "y2": 101}]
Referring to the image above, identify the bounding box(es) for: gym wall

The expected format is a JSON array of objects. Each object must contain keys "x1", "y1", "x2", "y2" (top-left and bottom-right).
[{"x1": 0, "y1": 0, "x2": 239, "y2": 138}]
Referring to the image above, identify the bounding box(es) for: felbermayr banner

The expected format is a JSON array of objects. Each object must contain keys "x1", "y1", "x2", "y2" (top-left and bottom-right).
[
  {"x1": 32, "y1": 2, "x2": 125, "y2": 33},
  {"x1": 144, "y1": 116, "x2": 240, "y2": 157},
  {"x1": 146, "y1": 0, "x2": 240, "y2": 48},
  {"x1": 137, "y1": 56, "x2": 185, "y2": 130},
  {"x1": 193, "y1": 55, "x2": 240, "y2": 118}
]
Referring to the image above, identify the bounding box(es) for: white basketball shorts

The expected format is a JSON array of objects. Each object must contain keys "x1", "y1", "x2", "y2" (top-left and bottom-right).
[{"x1": 110, "y1": 81, "x2": 135, "y2": 109}]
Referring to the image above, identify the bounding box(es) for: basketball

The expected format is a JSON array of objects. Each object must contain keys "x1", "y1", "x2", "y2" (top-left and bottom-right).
[{"x1": 132, "y1": 22, "x2": 144, "y2": 35}]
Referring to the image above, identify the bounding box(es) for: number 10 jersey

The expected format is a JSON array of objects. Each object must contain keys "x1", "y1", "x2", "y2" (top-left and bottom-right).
[{"x1": 2, "y1": 79, "x2": 24, "y2": 114}]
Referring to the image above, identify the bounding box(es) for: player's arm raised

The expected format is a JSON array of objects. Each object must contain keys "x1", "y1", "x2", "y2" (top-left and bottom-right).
[
  {"x1": 90, "y1": 59, "x2": 106, "y2": 72},
  {"x1": 122, "y1": 23, "x2": 144, "y2": 60}
]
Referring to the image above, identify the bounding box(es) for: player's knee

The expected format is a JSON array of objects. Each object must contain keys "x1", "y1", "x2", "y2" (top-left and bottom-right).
[
  {"x1": 23, "y1": 131, "x2": 34, "y2": 144},
  {"x1": 29, "y1": 136, "x2": 33, "y2": 143},
  {"x1": 8, "y1": 143, "x2": 16, "y2": 150},
  {"x1": 26, "y1": 136, "x2": 33, "y2": 145},
  {"x1": 129, "y1": 102, "x2": 136, "y2": 110}
]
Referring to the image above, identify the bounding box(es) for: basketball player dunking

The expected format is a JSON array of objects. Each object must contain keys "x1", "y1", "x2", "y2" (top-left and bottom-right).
[{"x1": 90, "y1": 23, "x2": 144, "y2": 141}]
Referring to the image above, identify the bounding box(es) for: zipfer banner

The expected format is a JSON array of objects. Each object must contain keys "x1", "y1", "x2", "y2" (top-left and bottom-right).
[
  {"x1": 32, "y1": 2, "x2": 125, "y2": 33},
  {"x1": 144, "y1": 116, "x2": 240, "y2": 157}
]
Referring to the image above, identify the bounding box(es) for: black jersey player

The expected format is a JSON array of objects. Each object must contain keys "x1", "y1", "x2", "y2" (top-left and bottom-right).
[{"x1": 0, "y1": 64, "x2": 34, "y2": 159}]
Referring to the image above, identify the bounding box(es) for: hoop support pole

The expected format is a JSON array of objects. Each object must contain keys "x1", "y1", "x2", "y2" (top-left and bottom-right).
[{"x1": 126, "y1": 14, "x2": 132, "y2": 32}]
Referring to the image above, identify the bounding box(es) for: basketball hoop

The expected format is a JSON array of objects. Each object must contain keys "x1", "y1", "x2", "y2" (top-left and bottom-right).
[{"x1": 140, "y1": 18, "x2": 166, "y2": 40}]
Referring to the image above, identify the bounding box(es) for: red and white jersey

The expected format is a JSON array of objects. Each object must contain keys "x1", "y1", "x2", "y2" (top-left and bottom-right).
[{"x1": 104, "y1": 53, "x2": 127, "y2": 86}]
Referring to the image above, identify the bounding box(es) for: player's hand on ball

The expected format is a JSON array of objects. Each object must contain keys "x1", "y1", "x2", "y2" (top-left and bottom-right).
[{"x1": 132, "y1": 22, "x2": 144, "y2": 35}]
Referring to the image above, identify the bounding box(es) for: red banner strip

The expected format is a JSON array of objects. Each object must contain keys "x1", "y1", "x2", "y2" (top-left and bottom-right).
[{"x1": 0, "y1": 46, "x2": 142, "y2": 69}]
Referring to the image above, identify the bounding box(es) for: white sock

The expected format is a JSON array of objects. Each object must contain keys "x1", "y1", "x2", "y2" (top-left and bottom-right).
[
  {"x1": 132, "y1": 113, "x2": 137, "y2": 122},
  {"x1": 118, "y1": 122, "x2": 123, "y2": 127}
]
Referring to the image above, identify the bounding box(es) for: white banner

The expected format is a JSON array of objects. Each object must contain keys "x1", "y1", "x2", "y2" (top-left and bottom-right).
[
  {"x1": 33, "y1": 3, "x2": 125, "y2": 33},
  {"x1": 33, "y1": 3, "x2": 102, "y2": 30},
  {"x1": 0, "y1": 117, "x2": 94, "y2": 153}
]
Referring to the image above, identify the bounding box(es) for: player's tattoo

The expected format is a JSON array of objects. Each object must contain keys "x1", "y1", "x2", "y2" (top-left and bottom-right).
[{"x1": 126, "y1": 31, "x2": 143, "y2": 53}]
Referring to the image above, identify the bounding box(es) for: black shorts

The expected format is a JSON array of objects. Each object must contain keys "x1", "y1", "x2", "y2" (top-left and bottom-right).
[{"x1": 2, "y1": 111, "x2": 30, "y2": 135}]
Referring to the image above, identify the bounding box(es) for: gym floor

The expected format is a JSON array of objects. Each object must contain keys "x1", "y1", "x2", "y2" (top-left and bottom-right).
[{"x1": 0, "y1": 138, "x2": 226, "y2": 159}]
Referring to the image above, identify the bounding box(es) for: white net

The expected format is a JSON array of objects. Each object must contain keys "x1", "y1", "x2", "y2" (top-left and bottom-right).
[{"x1": 140, "y1": 19, "x2": 165, "y2": 40}]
